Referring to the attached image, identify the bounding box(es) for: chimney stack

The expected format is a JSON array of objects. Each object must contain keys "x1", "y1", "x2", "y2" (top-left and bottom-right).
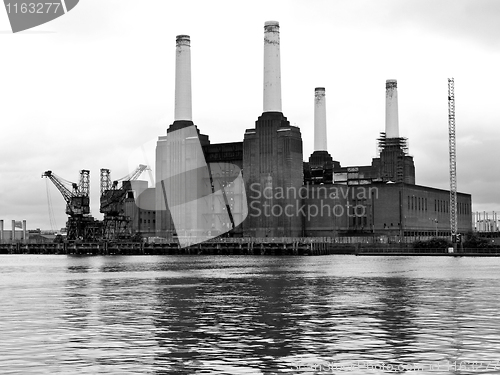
[
  {"x1": 314, "y1": 87, "x2": 327, "y2": 151},
  {"x1": 263, "y1": 21, "x2": 282, "y2": 113},
  {"x1": 174, "y1": 35, "x2": 192, "y2": 121},
  {"x1": 385, "y1": 79, "x2": 399, "y2": 138}
]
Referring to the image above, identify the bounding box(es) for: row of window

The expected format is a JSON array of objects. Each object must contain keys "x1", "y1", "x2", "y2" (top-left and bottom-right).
[
  {"x1": 408, "y1": 196, "x2": 470, "y2": 215},
  {"x1": 458, "y1": 201, "x2": 470, "y2": 215},
  {"x1": 408, "y1": 196, "x2": 428, "y2": 212},
  {"x1": 405, "y1": 231, "x2": 453, "y2": 237},
  {"x1": 350, "y1": 216, "x2": 368, "y2": 227},
  {"x1": 435, "y1": 199, "x2": 448, "y2": 213}
]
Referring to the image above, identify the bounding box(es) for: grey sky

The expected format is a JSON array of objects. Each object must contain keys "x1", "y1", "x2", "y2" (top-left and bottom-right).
[{"x1": 1, "y1": 0, "x2": 498, "y2": 230}]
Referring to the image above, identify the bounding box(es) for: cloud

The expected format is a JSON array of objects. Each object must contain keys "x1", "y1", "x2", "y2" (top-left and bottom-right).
[{"x1": 386, "y1": 0, "x2": 500, "y2": 48}]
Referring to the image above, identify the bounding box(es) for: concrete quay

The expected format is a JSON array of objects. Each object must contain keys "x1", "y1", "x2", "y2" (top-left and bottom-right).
[{"x1": 0, "y1": 240, "x2": 356, "y2": 256}]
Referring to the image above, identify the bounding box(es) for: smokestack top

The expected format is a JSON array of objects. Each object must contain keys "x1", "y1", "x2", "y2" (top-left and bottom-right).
[
  {"x1": 176, "y1": 35, "x2": 190, "y2": 46},
  {"x1": 386, "y1": 79, "x2": 397, "y2": 88},
  {"x1": 315, "y1": 87, "x2": 326, "y2": 104},
  {"x1": 265, "y1": 20, "x2": 279, "y2": 27}
]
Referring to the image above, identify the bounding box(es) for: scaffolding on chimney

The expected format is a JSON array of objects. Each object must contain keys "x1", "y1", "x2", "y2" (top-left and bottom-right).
[
  {"x1": 377, "y1": 132, "x2": 409, "y2": 155},
  {"x1": 377, "y1": 132, "x2": 410, "y2": 183}
]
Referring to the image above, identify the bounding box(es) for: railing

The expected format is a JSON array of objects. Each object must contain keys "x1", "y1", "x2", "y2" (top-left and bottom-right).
[
  {"x1": 357, "y1": 247, "x2": 448, "y2": 254},
  {"x1": 356, "y1": 247, "x2": 500, "y2": 255},
  {"x1": 2, "y1": 241, "x2": 500, "y2": 256}
]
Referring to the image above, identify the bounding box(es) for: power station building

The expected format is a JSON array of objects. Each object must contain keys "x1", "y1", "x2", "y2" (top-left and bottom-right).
[{"x1": 135, "y1": 21, "x2": 472, "y2": 242}]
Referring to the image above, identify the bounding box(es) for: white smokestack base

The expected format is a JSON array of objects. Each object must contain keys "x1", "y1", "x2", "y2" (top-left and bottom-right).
[
  {"x1": 385, "y1": 79, "x2": 399, "y2": 138},
  {"x1": 263, "y1": 21, "x2": 282, "y2": 113},
  {"x1": 174, "y1": 35, "x2": 192, "y2": 121},
  {"x1": 314, "y1": 87, "x2": 327, "y2": 151}
]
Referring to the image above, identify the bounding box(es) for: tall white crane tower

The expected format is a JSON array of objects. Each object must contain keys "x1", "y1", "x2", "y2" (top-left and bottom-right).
[{"x1": 448, "y1": 78, "x2": 458, "y2": 243}]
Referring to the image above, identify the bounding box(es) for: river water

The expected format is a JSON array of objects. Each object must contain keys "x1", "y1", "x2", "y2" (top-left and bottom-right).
[{"x1": 1, "y1": 255, "x2": 500, "y2": 374}]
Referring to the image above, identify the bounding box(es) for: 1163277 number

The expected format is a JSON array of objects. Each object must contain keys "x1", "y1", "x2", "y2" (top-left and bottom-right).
[{"x1": 5, "y1": 2, "x2": 61, "y2": 14}]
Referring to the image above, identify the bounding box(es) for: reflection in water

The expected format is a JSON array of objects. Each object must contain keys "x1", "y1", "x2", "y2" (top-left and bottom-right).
[
  {"x1": 375, "y1": 277, "x2": 420, "y2": 363},
  {"x1": 1, "y1": 255, "x2": 500, "y2": 374},
  {"x1": 152, "y1": 277, "x2": 308, "y2": 373}
]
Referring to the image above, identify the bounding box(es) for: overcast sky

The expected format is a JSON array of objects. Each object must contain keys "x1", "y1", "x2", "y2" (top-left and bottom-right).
[{"x1": 1, "y1": 0, "x2": 499, "y2": 230}]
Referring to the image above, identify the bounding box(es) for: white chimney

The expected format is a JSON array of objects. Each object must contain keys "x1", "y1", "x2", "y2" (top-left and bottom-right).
[
  {"x1": 174, "y1": 35, "x2": 192, "y2": 121},
  {"x1": 314, "y1": 87, "x2": 327, "y2": 151},
  {"x1": 263, "y1": 21, "x2": 282, "y2": 113},
  {"x1": 385, "y1": 79, "x2": 399, "y2": 138}
]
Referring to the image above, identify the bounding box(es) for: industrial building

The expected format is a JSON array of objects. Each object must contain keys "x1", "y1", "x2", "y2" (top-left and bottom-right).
[
  {"x1": 0, "y1": 22, "x2": 480, "y2": 246},
  {"x1": 128, "y1": 20, "x2": 472, "y2": 244},
  {"x1": 31, "y1": 22, "x2": 471, "y2": 244},
  {"x1": 0, "y1": 220, "x2": 28, "y2": 241}
]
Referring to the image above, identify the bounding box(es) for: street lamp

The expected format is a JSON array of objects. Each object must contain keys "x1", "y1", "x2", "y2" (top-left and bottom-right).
[{"x1": 429, "y1": 218, "x2": 438, "y2": 237}]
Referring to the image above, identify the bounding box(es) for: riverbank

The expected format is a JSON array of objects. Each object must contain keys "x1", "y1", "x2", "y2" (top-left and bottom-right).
[
  {"x1": 1, "y1": 241, "x2": 499, "y2": 256},
  {"x1": 0, "y1": 241, "x2": 355, "y2": 256}
]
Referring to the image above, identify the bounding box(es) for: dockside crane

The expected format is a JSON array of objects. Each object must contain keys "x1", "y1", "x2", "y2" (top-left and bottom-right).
[
  {"x1": 42, "y1": 170, "x2": 100, "y2": 241},
  {"x1": 100, "y1": 164, "x2": 150, "y2": 240}
]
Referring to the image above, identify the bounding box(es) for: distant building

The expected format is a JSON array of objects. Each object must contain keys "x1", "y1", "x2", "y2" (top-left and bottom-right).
[{"x1": 474, "y1": 212, "x2": 500, "y2": 233}]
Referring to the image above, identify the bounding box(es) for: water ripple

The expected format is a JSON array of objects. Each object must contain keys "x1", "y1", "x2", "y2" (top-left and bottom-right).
[{"x1": 1, "y1": 255, "x2": 500, "y2": 374}]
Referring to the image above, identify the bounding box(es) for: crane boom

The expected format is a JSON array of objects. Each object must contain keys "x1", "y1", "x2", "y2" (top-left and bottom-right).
[
  {"x1": 42, "y1": 171, "x2": 77, "y2": 204},
  {"x1": 448, "y1": 78, "x2": 458, "y2": 242},
  {"x1": 115, "y1": 164, "x2": 150, "y2": 185},
  {"x1": 101, "y1": 164, "x2": 151, "y2": 192},
  {"x1": 42, "y1": 169, "x2": 98, "y2": 241},
  {"x1": 42, "y1": 170, "x2": 91, "y2": 216}
]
